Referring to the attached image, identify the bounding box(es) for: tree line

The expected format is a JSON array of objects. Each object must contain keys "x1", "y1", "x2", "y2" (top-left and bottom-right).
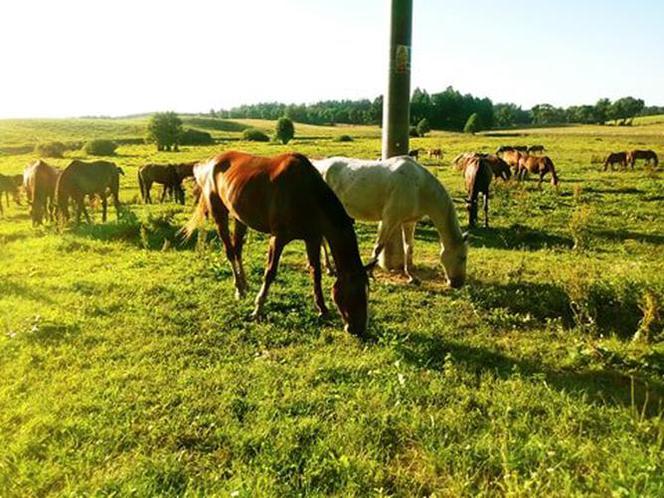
[{"x1": 214, "y1": 88, "x2": 660, "y2": 131}]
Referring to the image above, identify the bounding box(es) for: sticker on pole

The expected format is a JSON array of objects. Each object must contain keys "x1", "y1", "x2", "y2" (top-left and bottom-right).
[{"x1": 395, "y1": 44, "x2": 411, "y2": 74}]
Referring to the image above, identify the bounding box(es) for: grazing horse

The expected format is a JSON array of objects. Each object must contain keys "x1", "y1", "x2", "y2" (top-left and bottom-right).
[
  {"x1": 0, "y1": 174, "x2": 20, "y2": 214},
  {"x1": 23, "y1": 160, "x2": 61, "y2": 225},
  {"x1": 603, "y1": 152, "x2": 628, "y2": 171},
  {"x1": 427, "y1": 148, "x2": 443, "y2": 160},
  {"x1": 499, "y1": 149, "x2": 526, "y2": 174},
  {"x1": 528, "y1": 145, "x2": 545, "y2": 154},
  {"x1": 56, "y1": 160, "x2": 122, "y2": 223},
  {"x1": 183, "y1": 151, "x2": 372, "y2": 336},
  {"x1": 313, "y1": 156, "x2": 468, "y2": 287},
  {"x1": 408, "y1": 149, "x2": 420, "y2": 159},
  {"x1": 138, "y1": 164, "x2": 184, "y2": 204},
  {"x1": 628, "y1": 150, "x2": 658, "y2": 169},
  {"x1": 518, "y1": 155, "x2": 560, "y2": 187},
  {"x1": 464, "y1": 156, "x2": 493, "y2": 228}
]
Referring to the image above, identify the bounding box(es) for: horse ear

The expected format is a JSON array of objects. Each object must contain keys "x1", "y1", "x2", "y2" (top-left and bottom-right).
[{"x1": 462, "y1": 231, "x2": 470, "y2": 242}]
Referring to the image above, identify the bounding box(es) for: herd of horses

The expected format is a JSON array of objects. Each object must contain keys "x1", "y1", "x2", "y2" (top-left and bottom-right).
[
  {"x1": 0, "y1": 141, "x2": 658, "y2": 336},
  {"x1": 603, "y1": 149, "x2": 659, "y2": 171}
]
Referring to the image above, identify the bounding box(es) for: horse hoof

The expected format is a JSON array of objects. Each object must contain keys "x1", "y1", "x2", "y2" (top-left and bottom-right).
[{"x1": 407, "y1": 276, "x2": 421, "y2": 286}]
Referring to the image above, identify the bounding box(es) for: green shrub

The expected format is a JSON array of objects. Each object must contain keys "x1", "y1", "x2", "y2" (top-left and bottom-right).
[
  {"x1": 146, "y1": 111, "x2": 183, "y2": 151},
  {"x1": 83, "y1": 139, "x2": 118, "y2": 156},
  {"x1": 409, "y1": 126, "x2": 419, "y2": 137},
  {"x1": 275, "y1": 117, "x2": 295, "y2": 144},
  {"x1": 333, "y1": 134, "x2": 354, "y2": 142},
  {"x1": 242, "y1": 128, "x2": 270, "y2": 142},
  {"x1": 179, "y1": 128, "x2": 214, "y2": 146},
  {"x1": 464, "y1": 113, "x2": 482, "y2": 134},
  {"x1": 35, "y1": 141, "x2": 67, "y2": 158},
  {"x1": 416, "y1": 118, "x2": 431, "y2": 136}
]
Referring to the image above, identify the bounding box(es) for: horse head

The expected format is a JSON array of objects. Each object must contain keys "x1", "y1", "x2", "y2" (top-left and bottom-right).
[
  {"x1": 440, "y1": 232, "x2": 468, "y2": 289},
  {"x1": 332, "y1": 260, "x2": 375, "y2": 336}
]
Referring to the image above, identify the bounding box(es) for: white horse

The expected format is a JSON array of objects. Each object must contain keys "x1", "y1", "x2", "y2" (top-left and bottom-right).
[{"x1": 313, "y1": 156, "x2": 468, "y2": 287}]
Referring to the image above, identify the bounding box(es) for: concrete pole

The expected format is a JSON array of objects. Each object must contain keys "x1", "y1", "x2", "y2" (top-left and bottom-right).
[{"x1": 380, "y1": 0, "x2": 413, "y2": 271}]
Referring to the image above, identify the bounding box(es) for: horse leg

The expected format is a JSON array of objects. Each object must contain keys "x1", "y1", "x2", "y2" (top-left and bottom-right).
[
  {"x1": 80, "y1": 197, "x2": 91, "y2": 224},
  {"x1": 401, "y1": 222, "x2": 419, "y2": 285},
  {"x1": 101, "y1": 195, "x2": 108, "y2": 222},
  {"x1": 484, "y1": 192, "x2": 489, "y2": 228},
  {"x1": 146, "y1": 181, "x2": 152, "y2": 204},
  {"x1": 321, "y1": 239, "x2": 335, "y2": 276},
  {"x1": 305, "y1": 236, "x2": 329, "y2": 317},
  {"x1": 251, "y1": 235, "x2": 286, "y2": 320},
  {"x1": 208, "y1": 196, "x2": 244, "y2": 299},
  {"x1": 370, "y1": 219, "x2": 400, "y2": 264},
  {"x1": 232, "y1": 220, "x2": 249, "y2": 296}
]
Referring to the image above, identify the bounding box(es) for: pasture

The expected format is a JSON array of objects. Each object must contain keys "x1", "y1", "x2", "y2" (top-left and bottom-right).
[{"x1": 0, "y1": 117, "x2": 663, "y2": 496}]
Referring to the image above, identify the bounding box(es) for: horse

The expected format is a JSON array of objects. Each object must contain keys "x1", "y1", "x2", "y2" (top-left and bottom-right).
[
  {"x1": 408, "y1": 149, "x2": 420, "y2": 159},
  {"x1": 528, "y1": 145, "x2": 545, "y2": 154},
  {"x1": 455, "y1": 153, "x2": 511, "y2": 181},
  {"x1": 0, "y1": 174, "x2": 20, "y2": 214},
  {"x1": 427, "y1": 148, "x2": 443, "y2": 160},
  {"x1": 138, "y1": 164, "x2": 184, "y2": 204},
  {"x1": 628, "y1": 150, "x2": 658, "y2": 169},
  {"x1": 23, "y1": 160, "x2": 61, "y2": 225},
  {"x1": 498, "y1": 149, "x2": 525, "y2": 174},
  {"x1": 603, "y1": 152, "x2": 628, "y2": 171},
  {"x1": 518, "y1": 155, "x2": 560, "y2": 187},
  {"x1": 464, "y1": 156, "x2": 493, "y2": 228},
  {"x1": 183, "y1": 151, "x2": 373, "y2": 336},
  {"x1": 56, "y1": 160, "x2": 122, "y2": 223},
  {"x1": 313, "y1": 156, "x2": 468, "y2": 287}
]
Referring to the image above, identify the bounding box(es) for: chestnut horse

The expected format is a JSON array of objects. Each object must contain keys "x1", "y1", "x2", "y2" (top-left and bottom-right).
[
  {"x1": 56, "y1": 160, "x2": 122, "y2": 223},
  {"x1": 464, "y1": 156, "x2": 493, "y2": 228},
  {"x1": 23, "y1": 160, "x2": 61, "y2": 225},
  {"x1": 603, "y1": 152, "x2": 628, "y2": 171},
  {"x1": 499, "y1": 149, "x2": 526, "y2": 174},
  {"x1": 183, "y1": 151, "x2": 372, "y2": 336},
  {"x1": 628, "y1": 150, "x2": 658, "y2": 169},
  {"x1": 456, "y1": 153, "x2": 511, "y2": 181},
  {"x1": 518, "y1": 155, "x2": 560, "y2": 187}
]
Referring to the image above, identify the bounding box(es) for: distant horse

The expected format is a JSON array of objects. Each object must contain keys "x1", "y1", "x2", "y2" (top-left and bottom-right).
[
  {"x1": 427, "y1": 148, "x2": 443, "y2": 160},
  {"x1": 56, "y1": 160, "x2": 122, "y2": 223},
  {"x1": 464, "y1": 155, "x2": 493, "y2": 228},
  {"x1": 183, "y1": 151, "x2": 373, "y2": 336},
  {"x1": 313, "y1": 156, "x2": 468, "y2": 287},
  {"x1": 408, "y1": 149, "x2": 420, "y2": 159},
  {"x1": 603, "y1": 152, "x2": 628, "y2": 171},
  {"x1": 0, "y1": 174, "x2": 20, "y2": 214},
  {"x1": 23, "y1": 160, "x2": 61, "y2": 225},
  {"x1": 138, "y1": 164, "x2": 184, "y2": 204},
  {"x1": 628, "y1": 150, "x2": 658, "y2": 169},
  {"x1": 164, "y1": 162, "x2": 197, "y2": 202},
  {"x1": 456, "y1": 153, "x2": 511, "y2": 181},
  {"x1": 498, "y1": 149, "x2": 526, "y2": 174},
  {"x1": 528, "y1": 145, "x2": 546, "y2": 154},
  {"x1": 518, "y1": 155, "x2": 560, "y2": 187}
]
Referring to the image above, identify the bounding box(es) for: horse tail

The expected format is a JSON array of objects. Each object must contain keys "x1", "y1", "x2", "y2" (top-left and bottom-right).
[{"x1": 180, "y1": 181, "x2": 210, "y2": 241}]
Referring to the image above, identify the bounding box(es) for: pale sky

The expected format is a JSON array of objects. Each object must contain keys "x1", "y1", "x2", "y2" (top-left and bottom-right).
[{"x1": 0, "y1": 0, "x2": 662, "y2": 118}]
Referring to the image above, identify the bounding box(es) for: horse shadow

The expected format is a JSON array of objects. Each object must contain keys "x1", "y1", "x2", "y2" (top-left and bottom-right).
[
  {"x1": 468, "y1": 224, "x2": 573, "y2": 251},
  {"x1": 593, "y1": 229, "x2": 664, "y2": 246},
  {"x1": 395, "y1": 334, "x2": 664, "y2": 418},
  {"x1": 0, "y1": 278, "x2": 57, "y2": 305}
]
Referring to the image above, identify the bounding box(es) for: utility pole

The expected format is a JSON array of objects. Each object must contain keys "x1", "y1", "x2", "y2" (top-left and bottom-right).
[{"x1": 380, "y1": 0, "x2": 413, "y2": 270}]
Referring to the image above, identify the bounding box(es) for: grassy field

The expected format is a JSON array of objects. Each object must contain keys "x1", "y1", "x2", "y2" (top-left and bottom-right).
[{"x1": 0, "y1": 116, "x2": 663, "y2": 496}]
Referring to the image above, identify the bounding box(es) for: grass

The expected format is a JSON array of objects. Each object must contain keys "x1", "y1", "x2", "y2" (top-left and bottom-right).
[{"x1": 0, "y1": 117, "x2": 663, "y2": 496}]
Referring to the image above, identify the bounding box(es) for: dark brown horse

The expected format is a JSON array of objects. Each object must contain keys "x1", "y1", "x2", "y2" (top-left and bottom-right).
[
  {"x1": 0, "y1": 174, "x2": 20, "y2": 214},
  {"x1": 518, "y1": 155, "x2": 560, "y2": 187},
  {"x1": 527, "y1": 145, "x2": 546, "y2": 154},
  {"x1": 603, "y1": 152, "x2": 628, "y2": 171},
  {"x1": 183, "y1": 151, "x2": 373, "y2": 336},
  {"x1": 455, "y1": 153, "x2": 511, "y2": 181},
  {"x1": 56, "y1": 160, "x2": 122, "y2": 223},
  {"x1": 23, "y1": 160, "x2": 61, "y2": 225},
  {"x1": 628, "y1": 150, "x2": 658, "y2": 169},
  {"x1": 138, "y1": 164, "x2": 183, "y2": 204},
  {"x1": 464, "y1": 156, "x2": 493, "y2": 228}
]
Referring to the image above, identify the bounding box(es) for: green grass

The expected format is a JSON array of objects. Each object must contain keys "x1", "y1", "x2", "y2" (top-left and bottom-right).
[{"x1": 0, "y1": 118, "x2": 663, "y2": 496}]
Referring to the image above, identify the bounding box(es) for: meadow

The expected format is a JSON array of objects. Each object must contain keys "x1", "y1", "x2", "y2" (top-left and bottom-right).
[{"x1": 0, "y1": 117, "x2": 663, "y2": 496}]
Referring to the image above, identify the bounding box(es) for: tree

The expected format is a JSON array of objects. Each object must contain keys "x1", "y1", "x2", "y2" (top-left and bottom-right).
[
  {"x1": 416, "y1": 118, "x2": 431, "y2": 136},
  {"x1": 594, "y1": 98, "x2": 612, "y2": 124},
  {"x1": 464, "y1": 113, "x2": 482, "y2": 134},
  {"x1": 146, "y1": 112, "x2": 183, "y2": 151},
  {"x1": 275, "y1": 117, "x2": 295, "y2": 144},
  {"x1": 611, "y1": 97, "x2": 645, "y2": 124}
]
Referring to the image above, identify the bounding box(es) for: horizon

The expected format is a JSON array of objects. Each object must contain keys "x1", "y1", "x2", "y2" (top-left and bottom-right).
[{"x1": 1, "y1": 0, "x2": 662, "y2": 119}]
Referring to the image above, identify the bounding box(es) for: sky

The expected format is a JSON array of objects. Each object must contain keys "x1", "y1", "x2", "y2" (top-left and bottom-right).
[{"x1": 0, "y1": 0, "x2": 662, "y2": 118}]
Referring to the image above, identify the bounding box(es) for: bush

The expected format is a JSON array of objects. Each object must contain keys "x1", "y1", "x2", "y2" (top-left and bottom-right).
[
  {"x1": 416, "y1": 118, "x2": 431, "y2": 136},
  {"x1": 333, "y1": 134, "x2": 354, "y2": 142},
  {"x1": 242, "y1": 128, "x2": 270, "y2": 142},
  {"x1": 35, "y1": 141, "x2": 67, "y2": 158},
  {"x1": 83, "y1": 139, "x2": 118, "y2": 156},
  {"x1": 464, "y1": 113, "x2": 482, "y2": 134},
  {"x1": 409, "y1": 126, "x2": 419, "y2": 137},
  {"x1": 275, "y1": 117, "x2": 295, "y2": 144},
  {"x1": 179, "y1": 128, "x2": 214, "y2": 146}
]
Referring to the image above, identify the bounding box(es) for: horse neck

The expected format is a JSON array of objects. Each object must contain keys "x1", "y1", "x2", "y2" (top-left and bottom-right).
[{"x1": 423, "y1": 180, "x2": 465, "y2": 252}]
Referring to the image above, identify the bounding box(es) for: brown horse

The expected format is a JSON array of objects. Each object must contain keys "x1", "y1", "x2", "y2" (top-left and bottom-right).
[
  {"x1": 23, "y1": 160, "x2": 61, "y2": 225},
  {"x1": 518, "y1": 155, "x2": 560, "y2": 187},
  {"x1": 464, "y1": 156, "x2": 493, "y2": 228},
  {"x1": 527, "y1": 145, "x2": 546, "y2": 154},
  {"x1": 603, "y1": 152, "x2": 628, "y2": 171},
  {"x1": 628, "y1": 150, "x2": 658, "y2": 169},
  {"x1": 500, "y1": 149, "x2": 526, "y2": 174},
  {"x1": 138, "y1": 164, "x2": 183, "y2": 204},
  {"x1": 427, "y1": 148, "x2": 443, "y2": 160},
  {"x1": 56, "y1": 160, "x2": 122, "y2": 223},
  {"x1": 0, "y1": 174, "x2": 20, "y2": 214},
  {"x1": 183, "y1": 151, "x2": 373, "y2": 336},
  {"x1": 455, "y1": 152, "x2": 511, "y2": 181}
]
